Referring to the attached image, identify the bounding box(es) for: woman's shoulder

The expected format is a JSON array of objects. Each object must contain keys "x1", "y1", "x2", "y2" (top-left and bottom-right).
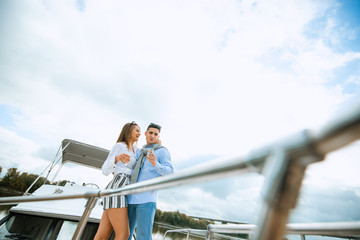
[
  {"x1": 115, "y1": 142, "x2": 127, "y2": 147},
  {"x1": 113, "y1": 142, "x2": 128, "y2": 151}
]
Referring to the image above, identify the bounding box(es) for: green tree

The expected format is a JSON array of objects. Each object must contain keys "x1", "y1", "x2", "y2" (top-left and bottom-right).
[
  {"x1": 196, "y1": 219, "x2": 208, "y2": 229},
  {"x1": 18, "y1": 172, "x2": 28, "y2": 192},
  {"x1": 188, "y1": 217, "x2": 197, "y2": 228},
  {"x1": 30, "y1": 176, "x2": 50, "y2": 193},
  {"x1": 174, "y1": 210, "x2": 181, "y2": 225},
  {"x1": 0, "y1": 167, "x2": 51, "y2": 193},
  {"x1": 155, "y1": 209, "x2": 163, "y2": 222},
  {"x1": 24, "y1": 174, "x2": 38, "y2": 192},
  {"x1": 179, "y1": 212, "x2": 189, "y2": 227},
  {"x1": 52, "y1": 180, "x2": 67, "y2": 186},
  {"x1": 164, "y1": 211, "x2": 175, "y2": 225},
  {"x1": 155, "y1": 210, "x2": 212, "y2": 230},
  {"x1": 0, "y1": 168, "x2": 21, "y2": 190}
]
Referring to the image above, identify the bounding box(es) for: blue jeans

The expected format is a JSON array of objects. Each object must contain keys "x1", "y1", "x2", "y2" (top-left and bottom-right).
[{"x1": 128, "y1": 202, "x2": 156, "y2": 240}]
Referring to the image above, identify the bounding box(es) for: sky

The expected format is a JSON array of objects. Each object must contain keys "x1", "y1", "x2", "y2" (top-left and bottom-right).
[{"x1": 0, "y1": 0, "x2": 360, "y2": 225}]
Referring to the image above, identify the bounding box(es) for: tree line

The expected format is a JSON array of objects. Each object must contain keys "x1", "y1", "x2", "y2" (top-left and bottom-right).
[
  {"x1": 155, "y1": 209, "x2": 211, "y2": 230},
  {"x1": 154, "y1": 209, "x2": 248, "y2": 238},
  {"x1": 0, "y1": 167, "x2": 67, "y2": 194}
]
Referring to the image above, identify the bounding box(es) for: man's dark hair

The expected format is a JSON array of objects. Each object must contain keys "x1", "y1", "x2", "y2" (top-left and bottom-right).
[{"x1": 147, "y1": 123, "x2": 161, "y2": 132}]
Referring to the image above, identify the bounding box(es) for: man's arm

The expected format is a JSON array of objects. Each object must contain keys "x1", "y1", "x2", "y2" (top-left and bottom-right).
[{"x1": 153, "y1": 148, "x2": 174, "y2": 176}]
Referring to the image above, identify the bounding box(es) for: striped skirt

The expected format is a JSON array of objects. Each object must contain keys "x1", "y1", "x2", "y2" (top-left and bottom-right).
[{"x1": 103, "y1": 173, "x2": 130, "y2": 210}]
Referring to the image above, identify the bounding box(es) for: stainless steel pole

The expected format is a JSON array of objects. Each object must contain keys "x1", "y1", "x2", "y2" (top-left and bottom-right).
[
  {"x1": 72, "y1": 196, "x2": 98, "y2": 240},
  {"x1": 251, "y1": 147, "x2": 323, "y2": 240}
]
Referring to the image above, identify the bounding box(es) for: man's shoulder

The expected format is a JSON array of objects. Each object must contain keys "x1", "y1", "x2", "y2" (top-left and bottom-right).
[
  {"x1": 156, "y1": 146, "x2": 171, "y2": 159},
  {"x1": 156, "y1": 145, "x2": 169, "y2": 152}
]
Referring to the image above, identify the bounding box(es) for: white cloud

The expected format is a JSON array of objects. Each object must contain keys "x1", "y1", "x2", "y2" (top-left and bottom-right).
[
  {"x1": 346, "y1": 75, "x2": 360, "y2": 85},
  {"x1": 304, "y1": 141, "x2": 360, "y2": 188},
  {"x1": 284, "y1": 142, "x2": 360, "y2": 222},
  {"x1": 0, "y1": 126, "x2": 111, "y2": 188},
  {"x1": 158, "y1": 174, "x2": 264, "y2": 223},
  {"x1": 0, "y1": 127, "x2": 45, "y2": 173}
]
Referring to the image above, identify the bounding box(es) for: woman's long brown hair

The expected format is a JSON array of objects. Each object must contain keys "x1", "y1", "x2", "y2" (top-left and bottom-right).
[{"x1": 116, "y1": 122, "x2": 138, "y2": 150}]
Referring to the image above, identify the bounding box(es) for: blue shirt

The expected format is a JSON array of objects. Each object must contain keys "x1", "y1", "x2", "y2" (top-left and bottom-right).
[{"x1": 127, "y1": 144, "x2": 174, "y2": 204}]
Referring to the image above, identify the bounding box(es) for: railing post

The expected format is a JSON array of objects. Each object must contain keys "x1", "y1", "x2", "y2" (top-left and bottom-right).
[
  {"x1": 207, "y1": 224, "x2": 213, "y2": 240},
  {"x1": 251, "y1": 148, "x2": 323, "y2": 240},
  {"x1": 51, "y1": 163, "x2": 65, "y2": 184},
  {"x1": 162, "y1": 231, "x2": 168, "y2": 240},
  {"x1": 186, "y1": 228, "x2": 190, "y2": 240},
  {"x1": 72, "y1": 196, "x2": 98, "y2": 240},
  {"x1": 23, "y1": 162, "x2": 53, "y2": 195}
]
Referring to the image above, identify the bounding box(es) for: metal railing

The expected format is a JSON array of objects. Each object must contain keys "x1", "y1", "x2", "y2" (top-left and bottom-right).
[
  {"x1": 162, "y1": 228, "x2": 208, "y2": 240},
  {"x1": 1, "y1": 104, "x2": 360, "y2": 240},
  {"x1": 161, "y1": 221, "x2": 360, "y2": 240},
  {"x1": 207, "y1": 222, "x2": 360, "y2": 240},
  {"x1": 159, "y1": 221, "x2": 360, "y2": 239},
  {"x1": 162, "y1": 228, "x2": 247, "y2": 240}
]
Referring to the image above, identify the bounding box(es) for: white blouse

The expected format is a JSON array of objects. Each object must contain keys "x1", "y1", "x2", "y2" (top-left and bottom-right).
[{"x1": 101, "y1": 142, "x2": 137, "y2": 176}]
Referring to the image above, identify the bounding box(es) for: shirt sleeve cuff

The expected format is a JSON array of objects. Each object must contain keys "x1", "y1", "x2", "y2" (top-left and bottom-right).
[{"x1": 153, "y1": 162, "x2": 161, "y2": 171}]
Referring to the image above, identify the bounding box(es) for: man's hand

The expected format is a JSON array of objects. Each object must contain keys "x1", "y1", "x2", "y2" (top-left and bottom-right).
[
  {"x1": 115, "y1": 153, "x2": 130, "y2": 164},
  {"x1": 147, "y1": 152, "x2": 157, "y2": 167}
]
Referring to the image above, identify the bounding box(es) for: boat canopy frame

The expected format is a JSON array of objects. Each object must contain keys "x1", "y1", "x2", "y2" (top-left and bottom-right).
[
  {"x1": 23, "y1": 139, "x2": 109, "y2": 195},
  {"x1": 61, "y1": 139, "x2": 109, "y2": 169}
]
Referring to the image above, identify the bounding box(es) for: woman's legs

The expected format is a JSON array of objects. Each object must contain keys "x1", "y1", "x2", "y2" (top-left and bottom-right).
[
  {"x1": 94, "y1": 210, "x2": 113, "y2": 240},
  {"x1": 108, "y1": 207, "x2": 130, "y2": 240}
]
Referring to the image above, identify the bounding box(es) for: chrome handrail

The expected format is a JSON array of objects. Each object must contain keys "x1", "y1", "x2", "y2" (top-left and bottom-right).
[
  {"x1": 162, "y1": 228, "x2": 247, "y2": 240},
  {"x1": 162, "y1": 228, "x2": 208, "y2": 240},
  {"x1": 0, "y1": 104, "x2": 360, "y2": 240},
  {"x1": 207, "y1": 221, "x2": 360, "y2": 239}
]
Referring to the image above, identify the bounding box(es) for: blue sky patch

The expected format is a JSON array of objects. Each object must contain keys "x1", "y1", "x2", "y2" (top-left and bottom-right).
[
  {"x1": 76, "y1": 0, "x2": 86, "y2": 12},
  {"x1": 0, "y1": 104, "x2": 21, "y2": 130}
]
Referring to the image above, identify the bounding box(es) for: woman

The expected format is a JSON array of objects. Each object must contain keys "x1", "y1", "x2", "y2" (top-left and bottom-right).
[{"x1": 94, "y1": 121, "x2": 140, "y2": 240}]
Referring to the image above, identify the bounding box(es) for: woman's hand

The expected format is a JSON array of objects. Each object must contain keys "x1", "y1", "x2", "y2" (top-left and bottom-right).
[{"x1": 115, "y1": 153, "x2": 130, "y2": 164}]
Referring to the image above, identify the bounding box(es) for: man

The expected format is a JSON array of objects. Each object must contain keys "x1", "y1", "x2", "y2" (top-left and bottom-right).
[{"x1": 119, "y1": 123, "x2": 174, "y2": 240}]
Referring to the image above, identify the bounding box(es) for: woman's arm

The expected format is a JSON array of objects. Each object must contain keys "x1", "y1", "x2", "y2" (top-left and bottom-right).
[{"x1": 101, "y1": 143, "x2": 128, "y2": 175}]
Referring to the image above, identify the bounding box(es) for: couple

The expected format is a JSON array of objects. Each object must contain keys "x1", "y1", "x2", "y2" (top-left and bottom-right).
[{"x1": 94, "y1": 122, "x2": 174, "y2": 240}]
